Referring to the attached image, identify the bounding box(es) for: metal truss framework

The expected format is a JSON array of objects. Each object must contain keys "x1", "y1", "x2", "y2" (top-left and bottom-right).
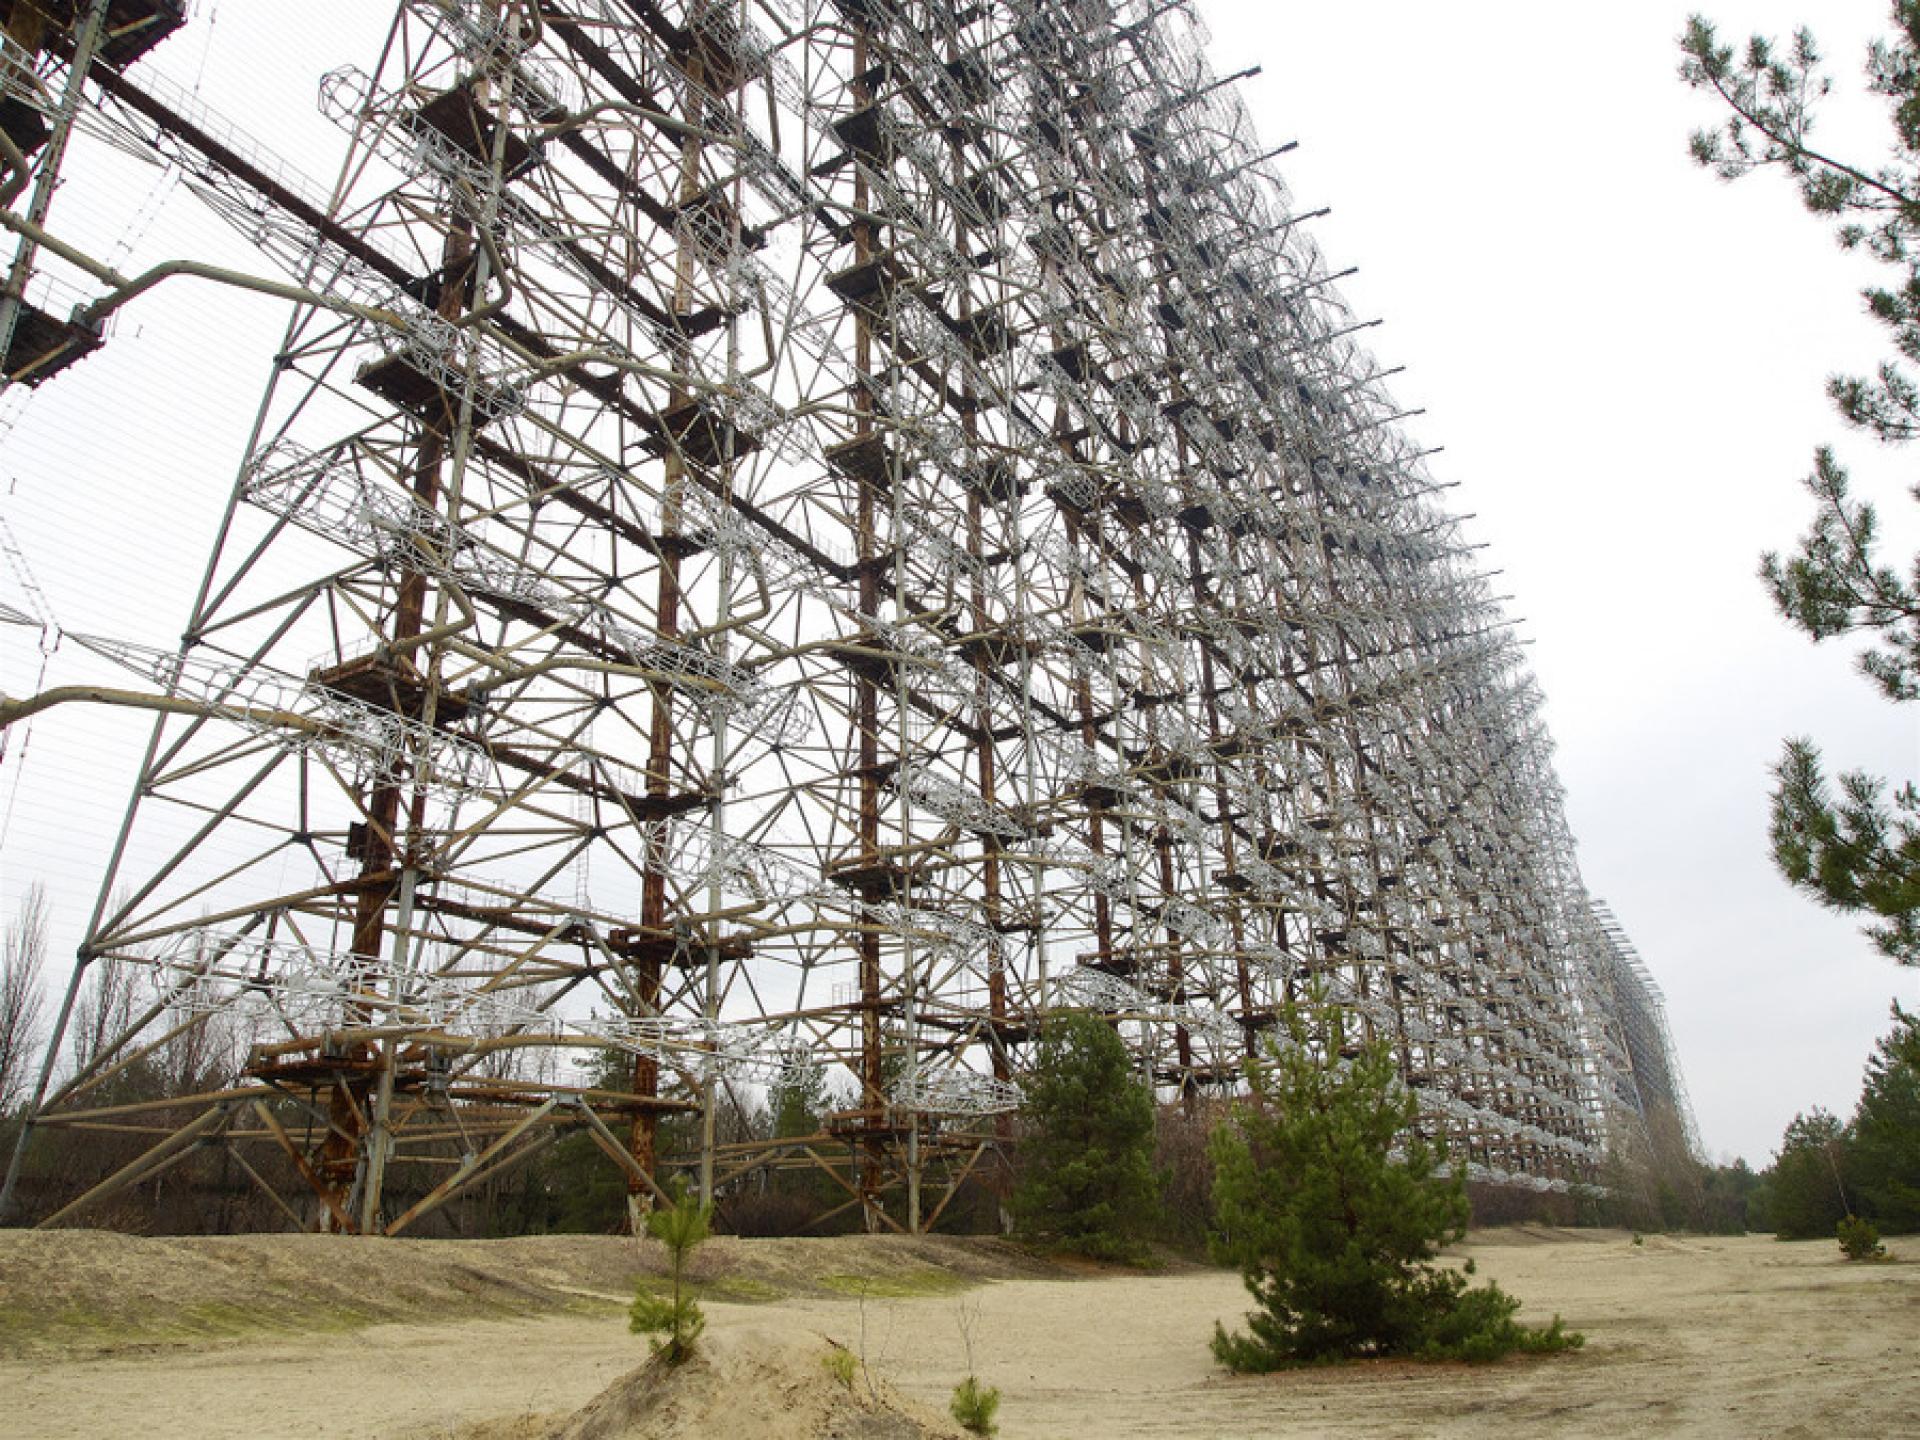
[
  {"x1": 0, "y1": 0, "x2": 1680, "y2": 1233},
  {"x1": 1589, "y1": 900, "x2": 1700, "y2": 1159}
]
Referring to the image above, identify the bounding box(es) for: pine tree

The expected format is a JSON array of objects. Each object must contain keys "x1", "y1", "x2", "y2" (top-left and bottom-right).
[
  {"x1": 1011, "y1": 1011, "x2": 1161, "y2": 1262},
  {"x1": 629, "y1": 1185, "x2": 712, "y2": 1363},
  {"x1": 1760, "y1": 1108, "x2": 1852, "y2": 1240},
  {"x1": 1209, "y1": 1003, "x2": 1579, "y2": 1369},
  {"x1": 768, "y1": 1060, "x2": 828, "y2": 1140},
  {"x1": 1680, "y1": 12, "x2": 1920, "y2": 963},
  {"x1": 1850, "y1": 1003, "x2": 1920, "y2": 1231}
]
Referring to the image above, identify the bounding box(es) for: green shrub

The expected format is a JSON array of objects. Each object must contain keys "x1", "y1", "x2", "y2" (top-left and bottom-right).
[
  {"x1": 1412, "y1": 1279, "x2": 1584, "y2": 1364},
  {"x1": 821, "y1": 1346, "x2": 857, "y2": 1389},
  {"x1": 1837, "y1": 1214, "x2": 1887, "y2": 1261},
  {"x1": 949, "y1": 1375, "x2": 1000, "y2": 1436},
  {"x1": 1209, "y1": 1001, "x2": 1582, "y2": 1370}
]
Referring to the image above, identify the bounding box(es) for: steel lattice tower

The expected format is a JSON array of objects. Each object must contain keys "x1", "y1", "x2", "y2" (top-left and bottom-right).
[{"x1": 0, "y1": 0, "x2": 1675, "y2": 1233}]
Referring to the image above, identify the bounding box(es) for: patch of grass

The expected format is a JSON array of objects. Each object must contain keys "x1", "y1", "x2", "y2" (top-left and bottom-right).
[
  {"x1": 152, "y1": 1300, "x2": 386, "y2": 1344},
  {"x1": 554, "y1": 1290, "x2": 627, "y2": 1317},
  {"x1": 822, "y1": 1346, "x2": 858, "y2": 1388},
  {"x1": 0, "y1": 1300, "x2": 114, "y2": 1352},
  {"x1": 0, "y1": 1297, "x2": 387, "y2": 1357},
  {"x1": 171, "y1": 1301, "x2": 296, "y2": 1339},
  {"x1": 708, "y1": 1275, "x2": 787, "y2": 1304},
  {"x1": 818, "y1": 1268, "x2": 970, "y2": 1299},
  {"x1": 631, "y1": 1272, "x2": 787, "y2": 1305}
]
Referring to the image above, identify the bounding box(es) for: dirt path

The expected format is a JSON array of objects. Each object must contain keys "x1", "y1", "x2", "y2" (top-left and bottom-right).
[{"x1": 2, "y1": 1229, "x2": 1915, "y2": 1438}]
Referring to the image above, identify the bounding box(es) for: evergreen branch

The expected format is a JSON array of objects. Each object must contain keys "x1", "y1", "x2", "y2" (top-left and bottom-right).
[
  {"x1": 1760, "y1": 450, "x2": 1920, "y2": 700},
  {"x1": 1771, "y1": 740, "x2": 1920, "y2": 965},
  {"x1": 1681, "y1": 17, "x2": 1920, "y2": 211}
]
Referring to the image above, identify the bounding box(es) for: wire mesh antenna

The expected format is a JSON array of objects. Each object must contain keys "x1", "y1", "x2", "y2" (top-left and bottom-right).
[
  {"x1": 1590, "y1": 899, "x2": 1703, "y2": 1160},
  {"x1": 0, "y1": 0, "x2": 1668, "y2": 1233}
]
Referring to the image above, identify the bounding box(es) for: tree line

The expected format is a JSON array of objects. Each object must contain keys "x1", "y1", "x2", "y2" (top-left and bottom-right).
[
  {"x1": 1748, "y1": 1004, "x2": 1919, "y2": 1240},
  {"x1": 9, "y1": 874, "x2": 1911, "y2": 1245}
]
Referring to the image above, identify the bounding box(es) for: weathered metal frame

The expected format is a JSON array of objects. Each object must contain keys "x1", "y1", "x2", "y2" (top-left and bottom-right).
[{"x1": 0, "y1": 0, "x2": 1689, "y2": 1233}]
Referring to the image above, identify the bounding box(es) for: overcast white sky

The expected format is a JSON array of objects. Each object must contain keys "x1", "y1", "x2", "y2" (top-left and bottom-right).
[
  {"x1": 1205, "y1": 0, "x2": 1920, "y2": 1163},
  {"x1": 1, "y1": 1, "x2": 1915, "y2": 1169}
]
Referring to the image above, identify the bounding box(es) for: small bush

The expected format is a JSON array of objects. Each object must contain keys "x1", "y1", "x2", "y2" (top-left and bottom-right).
[
  {"x1": 821, "y1": 1346, "x2": 857, "y2": 1389},
  {"x1": 1209, "y1": 1002, "x2": 1583, "y2": 1370},
  {"x1": 1837, "y1": 1215, "x2": 1887, "y2": 1261},
  {"x1": 1411, "y1": 1279, "x2": 1584, "y2": 1364},
  {"x1": 949, "y1": 1375, "x2": 1000, "y2": 1436}
]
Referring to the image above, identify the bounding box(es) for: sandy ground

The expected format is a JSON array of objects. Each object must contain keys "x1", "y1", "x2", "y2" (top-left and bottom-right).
[{"x1": 2, "y1": 1228, "x2": 1917, "y2": 1438}]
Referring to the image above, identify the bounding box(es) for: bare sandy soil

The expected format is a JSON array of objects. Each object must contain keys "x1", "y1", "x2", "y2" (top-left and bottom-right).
[{"x1": 2, "y1": 1227, "x2": 1915, "y2": 1438}]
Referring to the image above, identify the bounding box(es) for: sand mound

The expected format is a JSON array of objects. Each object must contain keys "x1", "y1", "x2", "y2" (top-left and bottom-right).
[
  {"x1": 0, "y1": 1229, "x2": 1064, "y2": 1358},
  {"x1": 553, "y1": 1326, "x2": 966, "y2": 1440}
]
